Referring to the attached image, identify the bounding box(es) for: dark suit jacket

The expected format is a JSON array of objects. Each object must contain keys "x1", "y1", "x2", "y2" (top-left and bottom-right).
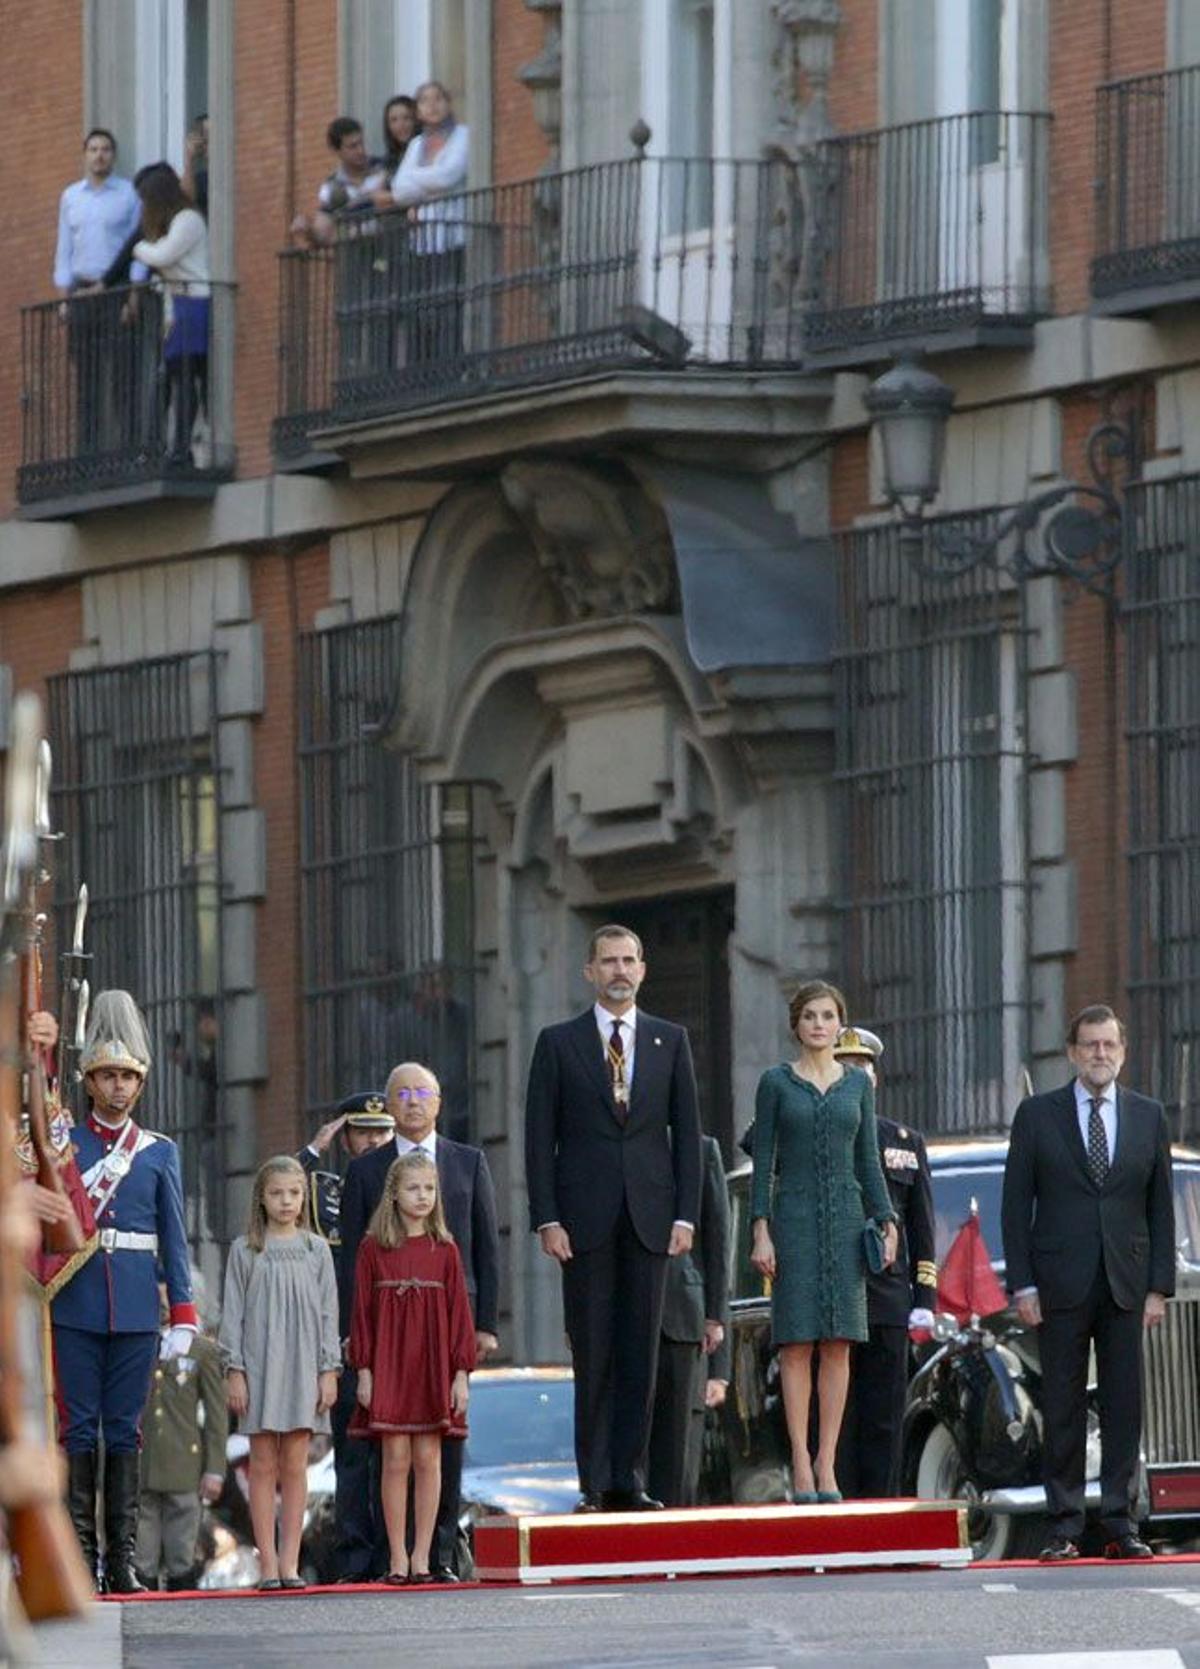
[
  {"x1": 338, "y1": 1135, "x2": 501, "y2": 1337},
  {"x1": 1001, "y1": 1080, "x2": 1176, "y2": 1312},
  {"x1": 524, "y1": 1009, "x2": 702, "y2": 1255},
  {"x1": 662, "y1": 1136, "x2": 731, "y2": 1378}
]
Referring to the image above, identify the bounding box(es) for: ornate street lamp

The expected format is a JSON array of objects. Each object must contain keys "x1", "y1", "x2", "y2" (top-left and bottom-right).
[{"x1": 863, "y1": 354, "x2": 1136, "y2": 597}]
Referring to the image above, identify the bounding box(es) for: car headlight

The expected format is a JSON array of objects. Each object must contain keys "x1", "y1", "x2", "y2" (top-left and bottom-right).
[{"x1": 1085, "y1": 1407, "x2": 1102, "y2": 1483}]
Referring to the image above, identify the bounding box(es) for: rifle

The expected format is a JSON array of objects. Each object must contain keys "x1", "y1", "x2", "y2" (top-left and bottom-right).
[
  {"x1": 0, "y1": 694, "x2": 94, "y2": 1618},
  {"x1": 19, "y1": 744, "x2": 85, "y2": 1258}
]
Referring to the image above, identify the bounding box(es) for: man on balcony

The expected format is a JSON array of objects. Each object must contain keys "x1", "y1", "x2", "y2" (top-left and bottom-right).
[
  {"x1": 291, "y1": 117, "x2": 388, "y2": 249},
  {"x1": 53, "y1": 128, "x2": 144, "y2": 461}
]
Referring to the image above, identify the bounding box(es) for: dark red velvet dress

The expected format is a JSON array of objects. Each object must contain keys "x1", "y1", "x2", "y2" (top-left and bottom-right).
[{"x1": 348, "y1": 1233, "x2": 476, "y2": 1438}]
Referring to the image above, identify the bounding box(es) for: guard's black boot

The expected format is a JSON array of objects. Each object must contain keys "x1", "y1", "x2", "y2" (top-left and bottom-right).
[
  {"x1": 103, "y1": 1451, "x2": 147, "y2": 1594},
  {"x1": 165, "y1": 1566, "x2": 199, "y2": 1592},
  {"x1": 65, "y1": 1449, "x2": 101, "y2": 1585}
]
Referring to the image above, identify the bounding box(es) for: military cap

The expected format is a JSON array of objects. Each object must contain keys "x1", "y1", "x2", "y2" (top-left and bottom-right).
[
  {"x1": 337, "y1": 1089, "x2": 393, "y2": 1129},
  {"x1": 834, "y1": 1025, "x2": 884, "y2": 1062}
]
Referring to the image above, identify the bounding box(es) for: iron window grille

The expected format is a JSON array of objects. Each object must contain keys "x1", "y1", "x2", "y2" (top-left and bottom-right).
[
  {"x1": 297, "y1": 615, "x2": 475, "y2": 1138},
  {"x1": 47, "y1": 652, "x2": 227, "y2": 1259},
  {"x1": 1125, "y1": 473, "x2": 1200, "y2": 1139},
  {"x1": 834, "y1": 516, "x2": 1031, "y2": 1135}
]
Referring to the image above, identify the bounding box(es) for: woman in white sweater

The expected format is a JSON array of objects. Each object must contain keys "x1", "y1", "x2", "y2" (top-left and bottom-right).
[
  {"x1": 390, "y1": 81, "x2": 469, "y2": 365},
  {"x1": 133, "y1": 164, "x2": 211, "y2": 464}
]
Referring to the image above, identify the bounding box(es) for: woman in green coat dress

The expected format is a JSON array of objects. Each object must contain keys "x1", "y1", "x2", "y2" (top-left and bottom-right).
[{"x1": 750, "y1": 981, "x2": 897, "y2": 1502}]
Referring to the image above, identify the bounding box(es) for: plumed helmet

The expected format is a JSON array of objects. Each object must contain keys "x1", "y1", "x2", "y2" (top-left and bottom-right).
[{"x1": 80, "y1": 989, "x2": 152, "y2": 1078}]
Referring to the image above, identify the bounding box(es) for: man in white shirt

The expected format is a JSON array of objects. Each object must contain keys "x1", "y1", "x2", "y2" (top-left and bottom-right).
[
  {"x1": 291, "y1": 117, "x2": 388, "y2": 249},
  {"x1": 54, "y1": 129, "x2": 141, "y2": 295},
  {"x1": 53, "y1": 129, "x2": 143, "y2": 460}
]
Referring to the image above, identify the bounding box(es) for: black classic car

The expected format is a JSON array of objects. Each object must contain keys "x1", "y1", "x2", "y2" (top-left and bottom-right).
[{"x1": 708, "y1": 1140, "x2": 1200, "y2": 1558}]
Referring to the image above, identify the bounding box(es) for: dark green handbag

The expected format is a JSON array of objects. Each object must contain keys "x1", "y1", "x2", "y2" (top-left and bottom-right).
[{"x1": 862, "y1": 1220, "x2": 887, "y2": 1274}]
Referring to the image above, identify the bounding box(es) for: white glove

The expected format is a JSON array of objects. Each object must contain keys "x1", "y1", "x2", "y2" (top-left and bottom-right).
[
  {"x1": 159, "y1": 1325, "x2": 196, "y2": 1362},
  {"x1": 907, "y1": 1308, "x2": 935, "y2": 1333}
]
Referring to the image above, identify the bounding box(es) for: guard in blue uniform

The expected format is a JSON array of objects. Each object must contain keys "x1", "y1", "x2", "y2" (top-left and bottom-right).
[
  {"x1": 833, "y1": 1027, "x2": 937, "y2": 1499},
  {"x1": 52, "y1": 991, "x2": 197, "y2": 1593},
  {"x1": 297, "y1": 1089, "x2": 394, "y2": 1582}
]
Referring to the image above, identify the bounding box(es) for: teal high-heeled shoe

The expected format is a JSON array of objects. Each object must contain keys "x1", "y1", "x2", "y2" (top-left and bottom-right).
[{"x1": 816, "y1": 1489, "x2": 842, "y2": 1504}]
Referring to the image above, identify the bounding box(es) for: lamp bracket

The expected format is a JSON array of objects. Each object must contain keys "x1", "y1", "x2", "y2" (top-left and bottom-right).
[{"x1": 898, "y1": 418, "x2": 1137, "y2": 599}]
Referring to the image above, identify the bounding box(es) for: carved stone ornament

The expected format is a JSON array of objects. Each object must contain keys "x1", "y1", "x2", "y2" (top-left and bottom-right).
[
  {"x1": 499, "y1": 460, "x2": 676, "y2": 621},
  {"x1": 771, "y1": 0, "x2": 842, "y2": 154},
  {"x1": 519, "y1": 1, "x2": 563, "y2": 163}
]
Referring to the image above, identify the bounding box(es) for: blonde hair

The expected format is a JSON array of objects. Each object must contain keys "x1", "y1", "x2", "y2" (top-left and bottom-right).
[
  {"x1": 367, "y1": 1151, "x2": 452, "y2": 1249},
  {"x1": 246, "y1": 1155, "x2": 311, "y2": 1251}
]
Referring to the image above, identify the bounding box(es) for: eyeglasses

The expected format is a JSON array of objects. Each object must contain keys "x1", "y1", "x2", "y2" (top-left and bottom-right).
[{"x1": 392, "y1": 1087, "x2": 439, "y2": 1101}]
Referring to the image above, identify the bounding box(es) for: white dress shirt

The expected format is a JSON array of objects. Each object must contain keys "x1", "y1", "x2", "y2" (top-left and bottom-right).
[
  {"x1": 395, "y1": 1132, "x2": 437, "y2": 1160},
  {"x1": 1075, "y1": 1079, "x2": 1117, "y2": 1164},
  {"x1": 54, "y1": 173, "x2": 142, "y2": 289}
]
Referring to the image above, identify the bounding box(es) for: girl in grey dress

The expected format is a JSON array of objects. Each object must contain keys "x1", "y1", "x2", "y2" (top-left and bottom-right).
[{"x1": 220, "y1": 1156, "x2": 340, "y2": 1589}]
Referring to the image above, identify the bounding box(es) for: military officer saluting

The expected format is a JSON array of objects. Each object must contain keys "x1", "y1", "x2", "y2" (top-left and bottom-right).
[
  {"x1": 833, "y1": 1026, "x2": 937, "y2": 1499},
  {"x1": 298, "y1": 1089, "x2": 394, "y2": 1582},
  {"x1": 297, "y1": 1090, "x2": 395, "y2": 1264},
  {"x1": 52, "y1": 991, "x2": 197, "y2": 1593}
]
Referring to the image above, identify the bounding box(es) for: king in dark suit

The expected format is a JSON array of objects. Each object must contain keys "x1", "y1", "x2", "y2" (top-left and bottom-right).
[
  {"x1": 1001, "y1": 1003, "x2": 1175, "y2": 1562},
  {"x1": 524, "y1": 924, "x2": 702, "y2": 1511},
  {"x1": 339, "y1": 1062, "x2": 500, "y2": 1579}
]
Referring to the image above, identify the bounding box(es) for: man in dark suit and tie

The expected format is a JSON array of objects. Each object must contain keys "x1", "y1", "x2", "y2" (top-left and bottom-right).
[
  {"x1": 1001, "y1": 1004, "x2": 1175, "y2": 1562},
  {"x1": 524, "y1": 924, "x2": 703, "y2": 1512},
  {"x1": 339, "y1": 1061, "x2": 501, "y2": 1579},
  {"x1": 648, "y1": 1133, "x2": 731, "y2": 1507}
]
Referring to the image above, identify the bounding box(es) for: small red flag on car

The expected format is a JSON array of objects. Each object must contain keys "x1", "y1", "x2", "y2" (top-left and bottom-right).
[{"x1": 936, "y1": 1212, "x2": 1007, "y2": 1323}]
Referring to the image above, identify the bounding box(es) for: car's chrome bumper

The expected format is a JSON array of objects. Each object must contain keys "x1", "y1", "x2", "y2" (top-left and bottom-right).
[{"x1": 981, "y1": 1482, "x2": 1102, "y2": 1515}]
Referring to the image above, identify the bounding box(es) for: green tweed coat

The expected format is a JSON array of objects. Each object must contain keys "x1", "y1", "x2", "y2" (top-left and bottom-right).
[{"x1": 749, "y1": 1064, "x2": 896, "y2": 1344}]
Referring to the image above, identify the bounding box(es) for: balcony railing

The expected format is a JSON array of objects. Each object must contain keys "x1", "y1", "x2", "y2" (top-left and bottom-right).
[
  {"x1": 273, "y1": 156, "x2": 809, "y2": 458},
  {"x1": 18, "y1": 281, "x2": 235, "y2": 512},
  {"x1": 1093, "y1": 63, "x2": 1200, "y2": 306},
  {"x1": 804, "y1": 110, "x2": 1053, "y2": 362}
]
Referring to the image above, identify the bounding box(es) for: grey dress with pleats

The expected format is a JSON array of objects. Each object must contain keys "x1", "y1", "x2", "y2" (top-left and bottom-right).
[{"x1": 219, "y1": 1232, "x2": 341, "y2": 1434}]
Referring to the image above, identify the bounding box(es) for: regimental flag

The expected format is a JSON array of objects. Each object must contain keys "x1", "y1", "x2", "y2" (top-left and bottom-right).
[
  {"x1": 16, "y1": 1090, "x2": 98, "y2": 1303},
  {"x1": 936, "y1": 1211, "x2": 1007, "y2": 1324}
]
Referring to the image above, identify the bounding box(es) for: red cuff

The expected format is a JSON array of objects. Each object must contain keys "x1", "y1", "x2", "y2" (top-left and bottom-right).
[{"x1": 169, "y1": 1302, "x2": 199, "y2": 1328}]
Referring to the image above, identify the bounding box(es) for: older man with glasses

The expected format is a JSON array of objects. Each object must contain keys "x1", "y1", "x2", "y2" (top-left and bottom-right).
[{"x1": 338, "y1": 1061, "x2": 500, "y2": 1580}]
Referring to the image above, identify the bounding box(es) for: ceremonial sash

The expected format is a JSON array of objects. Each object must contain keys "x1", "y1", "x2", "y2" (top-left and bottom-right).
[{"x1": 81, "y1": 1120, "x2": 144, "y2": 1219}]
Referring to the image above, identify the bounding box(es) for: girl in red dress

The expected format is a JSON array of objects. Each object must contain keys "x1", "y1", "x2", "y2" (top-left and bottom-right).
[{"x1": 350, "y1": 1150, "x2": 476, "y2": 1583}]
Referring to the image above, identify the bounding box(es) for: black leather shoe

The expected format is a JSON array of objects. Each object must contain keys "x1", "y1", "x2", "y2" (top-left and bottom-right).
[
  {"x1": 1104, "y1": 1533, "x2": 1154, "y2": 1560},
  {"x1": 601, "y1": 1490, "x2": 664, "y2": 1512},
  {"x1": 429, "y1": 1566, "x2": 460, "y2": 1582},
  {"x1": 1039, "y1": 1535, "x2": 1081, "y2": 1562},
  {"x1": 574, "y1": 1492, "x2": 603, "y2": 1513}
]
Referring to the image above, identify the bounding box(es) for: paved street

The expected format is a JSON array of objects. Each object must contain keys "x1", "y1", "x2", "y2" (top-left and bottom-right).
[{"x1": 26, "y1": 1563, "x2": 1200, "y2": 1669}]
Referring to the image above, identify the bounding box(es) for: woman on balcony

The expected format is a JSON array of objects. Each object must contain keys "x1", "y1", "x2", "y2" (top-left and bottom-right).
[
  {"x1": 749, "y1": 981, "x2": 897, "y2": 1503},
  {"x1": 389, "y1": 81, "x2": 470, "y2": 366},
  {"x1": 132, "y1": 165, "x2": 211, "y2": 467}
]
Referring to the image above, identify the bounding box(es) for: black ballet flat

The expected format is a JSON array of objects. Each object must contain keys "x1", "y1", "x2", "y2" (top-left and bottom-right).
[
  {"x1": 280, "y1": 1576, "x2": 306, "y2": 1589},
  {"x1": 407, "y1": 1570, "x2": 436, "y2": 1585},
  {"x1": 256, "y1": 1577, "x2": 282, "y2": 1591},
  {"x1": 381, "y1": 1571, "x2": 408, "y2": 1586}
]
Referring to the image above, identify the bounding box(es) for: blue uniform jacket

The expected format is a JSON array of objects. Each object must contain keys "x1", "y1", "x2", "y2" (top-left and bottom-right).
[{"x1": 52, "y1": 1118, "x2": 196, "y2": 1335}]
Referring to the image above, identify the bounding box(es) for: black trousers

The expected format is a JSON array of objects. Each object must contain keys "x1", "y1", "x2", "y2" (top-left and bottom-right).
[
  {"x1": 1039, "y1": 1263, "x2": 1143, "y2": 1540},
  {"x1": 648, "y1": 1336, "x2": 705, "y2": 1507},
  {"x1": 836, "y1": 1324, "x2": 909, "y2": 1499},
  {"x1": 332, "y1": 1369, "x2": 376, "y2": 1580},
  {"x1": 562, "y1": 1203, "x2": 668, "y2": 1496}
]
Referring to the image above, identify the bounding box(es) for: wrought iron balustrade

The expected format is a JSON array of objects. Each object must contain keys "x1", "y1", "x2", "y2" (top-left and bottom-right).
[
  {"x1": 805, "y1": 110, "x2": 1053, "y2": 361},
  {"x1": 273, "y1": 154, "x2": 807, "y2": 455},
  {"x1": 1093, "y1": 62, "x2": 1200, "y2": 304},
  {"x1": 18, "y1": 280, "x2": 235, "y2": 510}
]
